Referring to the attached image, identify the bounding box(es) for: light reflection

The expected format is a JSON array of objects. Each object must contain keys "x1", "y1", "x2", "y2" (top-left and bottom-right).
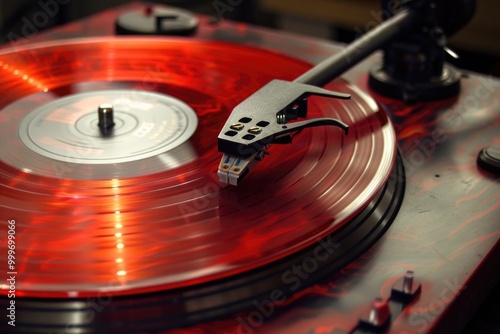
[
  {"x1": 67, "y1": 291, "x2": 78, "y2": 298},
  {"x1": 1, "y1": 62, "x2": 48, "y2": 92},
  {"x1": 113, "y1": 191, "x2": 126, "y2": 280}
]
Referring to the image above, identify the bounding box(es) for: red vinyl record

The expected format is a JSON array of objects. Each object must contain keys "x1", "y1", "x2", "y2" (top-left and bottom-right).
[{"x1": 0, "y1": 38, "x2": 396, "y2": 298}]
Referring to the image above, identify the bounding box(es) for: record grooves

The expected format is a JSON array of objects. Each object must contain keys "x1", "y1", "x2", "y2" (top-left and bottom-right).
[
  {"x1": 14, "y1": 157, "x2": 404, "y2": 333},
  {"x1": 1, "y1": 38, "x2": 398, "y2": 332}
]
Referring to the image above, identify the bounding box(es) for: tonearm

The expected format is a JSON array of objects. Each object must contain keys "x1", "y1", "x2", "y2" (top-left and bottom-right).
[{"x1": 217, "y1": 0, "x2": 475, "y2": 185}]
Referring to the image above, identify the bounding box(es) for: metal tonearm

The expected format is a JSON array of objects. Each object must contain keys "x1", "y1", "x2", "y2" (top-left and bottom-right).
[{"x1": 217, "y1": 1, "x2": 472, "y2": 185}]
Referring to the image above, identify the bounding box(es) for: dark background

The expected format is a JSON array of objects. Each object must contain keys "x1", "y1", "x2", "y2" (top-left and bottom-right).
[
  {"x1": 0, "y1": 0, "x2": 499, "y2": 76},
  {"x1": 0, "y1": 1, "x2": 498, "y2": 333}
]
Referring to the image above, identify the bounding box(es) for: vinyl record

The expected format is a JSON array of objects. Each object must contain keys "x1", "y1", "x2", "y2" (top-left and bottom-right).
[{"x1": 0, "y1": 38, "x2": 396, "y2": 299}]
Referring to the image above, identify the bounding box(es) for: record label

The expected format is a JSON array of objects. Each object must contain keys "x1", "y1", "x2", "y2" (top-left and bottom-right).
[{"x1": 18, "y1": 90, "x2": 198, "y2": 165}]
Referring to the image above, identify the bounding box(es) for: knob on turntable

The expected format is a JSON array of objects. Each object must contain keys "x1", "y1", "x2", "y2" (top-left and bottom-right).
[{"x1": 115, "y1": 6, "x2": 199, "y2": 35}]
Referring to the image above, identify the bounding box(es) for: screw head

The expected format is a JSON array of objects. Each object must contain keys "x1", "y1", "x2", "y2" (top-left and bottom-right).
[
  {"x1": 230, "y1": 123, "x2": 244, "y2": 131},
  {"x1": 248, "y1": 127, "x2": 262, "y2": 134}
]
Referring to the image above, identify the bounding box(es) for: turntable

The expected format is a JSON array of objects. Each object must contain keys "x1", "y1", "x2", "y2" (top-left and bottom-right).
[{"x1": 0, "y1": 1, "x2": 498, "y2": 333}]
